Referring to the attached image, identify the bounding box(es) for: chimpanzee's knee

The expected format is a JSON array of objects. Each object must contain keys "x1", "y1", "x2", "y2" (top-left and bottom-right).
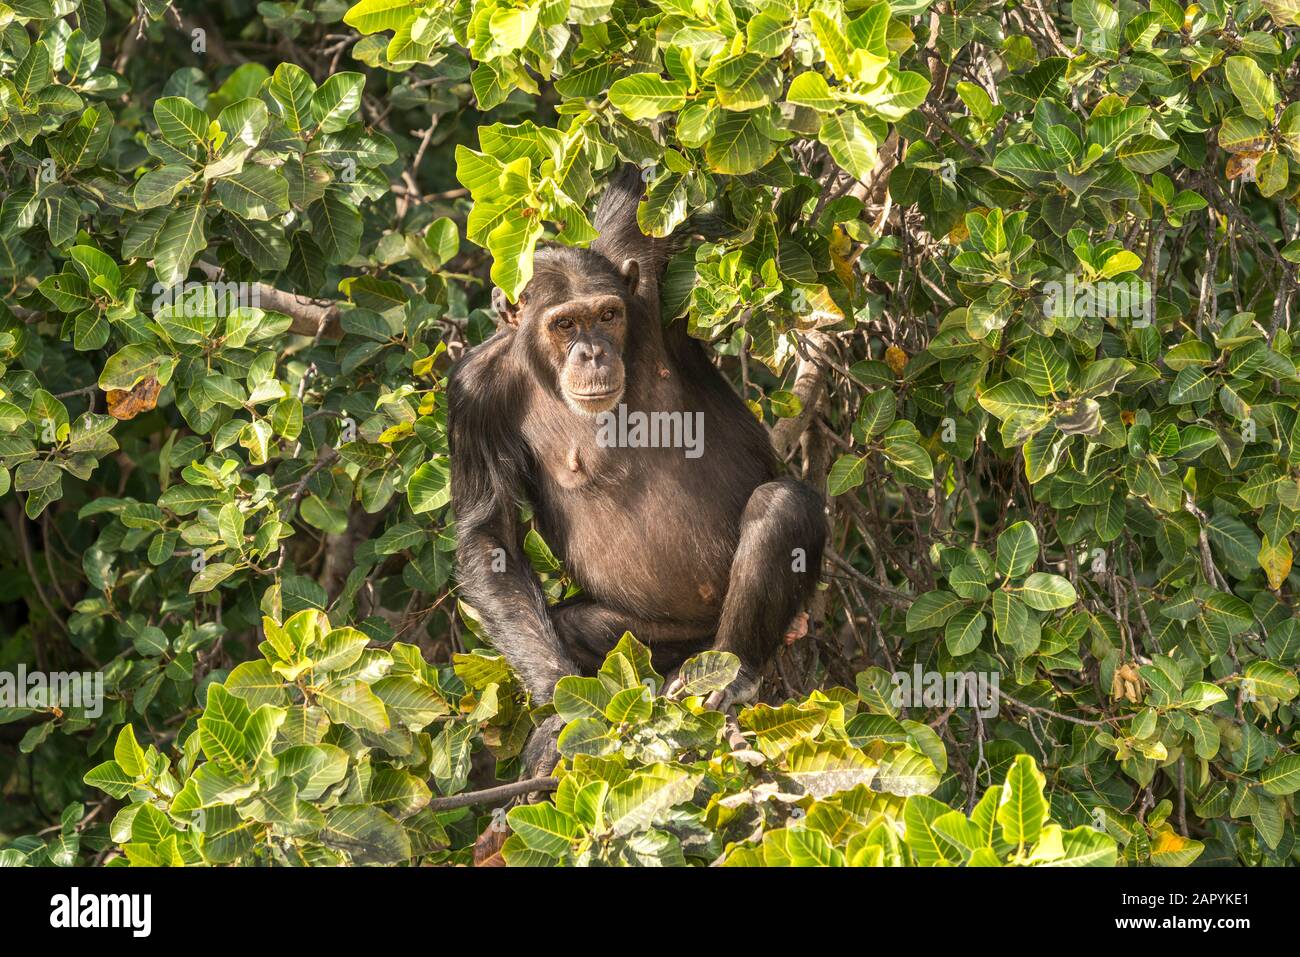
[{"x1": 739, "y1": 478, "x2": 826, "y2": 593}]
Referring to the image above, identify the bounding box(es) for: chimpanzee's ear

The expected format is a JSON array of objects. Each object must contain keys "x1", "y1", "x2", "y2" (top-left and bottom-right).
[
  {"x1": 619, "y1": 258, "x2": 640, "y2": 295},
  {"x1": 491, "y1": 286, "x2": 521, "y2": 326}
]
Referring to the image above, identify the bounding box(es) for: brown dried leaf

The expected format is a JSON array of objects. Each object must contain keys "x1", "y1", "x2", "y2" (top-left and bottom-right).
[
  {"x1": 473, "y1": 824, "x2": 509, "y2": 867},
  {"x1": 1225, "y1": 151, "x2": 1262, "y2": 181},
  {"x1": 1111, "y1": 662, "x2": 1144, "y2": 704},
  {"x1": 106, "y1": 377, "x2": 161, "y2": 421}
]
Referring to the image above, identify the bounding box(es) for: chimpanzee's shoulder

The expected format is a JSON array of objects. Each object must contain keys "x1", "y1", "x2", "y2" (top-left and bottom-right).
[{"x1": 448, "y1": 329, "x2": 517, "y2": 402}]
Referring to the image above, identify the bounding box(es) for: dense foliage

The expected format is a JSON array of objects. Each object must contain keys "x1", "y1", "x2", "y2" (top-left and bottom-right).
[{"x1": 1, "y1": 0, "x2": 1299, "y2": 866}]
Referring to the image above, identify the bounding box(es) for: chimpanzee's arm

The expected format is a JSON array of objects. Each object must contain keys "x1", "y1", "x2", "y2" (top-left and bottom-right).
[{"x1": 447, "y1": 341, "x2": 579, "y2": 702}]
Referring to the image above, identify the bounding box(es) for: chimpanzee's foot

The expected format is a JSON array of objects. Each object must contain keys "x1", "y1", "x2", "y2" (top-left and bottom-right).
[
  {"x1": 521, "y1": 713, "x2": 565, "y2": 780},
  {"x1": 702, "y1": 667, "x2": 762, "y2": 712},
  {"x1": 664, "y1": 665, "x2": 761, "y2": 712},
  {"x1": 664, "y1": 609, "x2": 810, "y2": 709}
]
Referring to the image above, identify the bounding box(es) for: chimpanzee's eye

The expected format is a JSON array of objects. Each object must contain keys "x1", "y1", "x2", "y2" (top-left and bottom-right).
[
  {"x1": 555, "y1": 318, "x2": 574, "y2": 332},
  {"x1": 600, "y1": 310, "x2": 615, "y2": 322}
]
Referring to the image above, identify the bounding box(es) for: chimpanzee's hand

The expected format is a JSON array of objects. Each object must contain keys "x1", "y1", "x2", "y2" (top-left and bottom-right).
[
  {"x1": 521, "y1": 713, "x2": 565, "y2": 781},
  {"x1": 664, "y1": 666, "x2": 761, "y2": 713}
]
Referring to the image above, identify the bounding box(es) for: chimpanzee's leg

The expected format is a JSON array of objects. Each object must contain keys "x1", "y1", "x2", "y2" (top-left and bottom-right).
[
  {"x1": 668, "y1": 478, "x2": 825, "y2": 708},
  {"x1": 520, "y1": 600, "x2": 712, "y2": 777}
]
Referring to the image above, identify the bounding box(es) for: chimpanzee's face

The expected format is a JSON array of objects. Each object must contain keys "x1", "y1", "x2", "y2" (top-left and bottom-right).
[
  {"x1": 492, "y1": 252, "x2": 639, "y2": 416},
  {"x1": 536, "y1": 291, "x2": 628, "y2": 415}
]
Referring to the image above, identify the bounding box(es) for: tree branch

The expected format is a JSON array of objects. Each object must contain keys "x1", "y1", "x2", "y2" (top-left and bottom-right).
[
  {"x1": 771, "y1": 331, "x2": 836, "y2": 460},
  {"x1": 197, "y1": 262, "x2": 342, "y2": 339},
  {"x1": 426, "y1": 776, "x2": 559, "y2": 811}
]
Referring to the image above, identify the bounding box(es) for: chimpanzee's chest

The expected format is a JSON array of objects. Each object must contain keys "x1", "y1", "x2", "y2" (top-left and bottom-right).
[
  {"x1": 528, "y1": 423, "x2": 622, "y2": 491},
  {"x1": 525, "y1": 409, "x2": 720, "y2": 498},
  {"x1": 523, "y1": 376, "x2": 700, "y2": 487},
  {"x1": 521, "y1": 401, "x2": 757, "y2": 617}
]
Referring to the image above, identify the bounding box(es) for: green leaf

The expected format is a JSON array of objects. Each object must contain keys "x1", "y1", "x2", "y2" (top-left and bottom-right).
[
  {"x1": 998, "y1": 753, "x2": 1047, "y2": 848},
  {"x1": 863, "y1": 71, "x2": 930, "y2": 122},
  {"x1": 407, "y1": 457, "x2": 450, "y2": 513},
  {"x1": 268, "y1": 62, "x2": 317, "y2": 130},
  {"x1": 113, "y1": 724, "x2": 147, "y2": 778},
  {"x1": 486, "y1": 209, "x2": 544, "y2": 301},
  {"x1": 609, "y1": 74, "x2": 688, "y2": 121},
  {"x1": 189, "y1": 562, "x2": 237, "y2": 594},
  {"x1": 907, "y1": 590, "x2": 964, "y2": 631},
  {"x1": 343, "y1": 0, "x2": 415, "y2": 34},
  {"x1": 1225, "y1": 56, "x2": 1278, "y2": 122},
  {"x1": 216, "y1": 98, "x2": 269, "y2": 151},
  {"x1": 787, "y1": 72, "x2": 838, "y2": 112},
  {"x1": 321, "y1": 805, "x2": 411, "y2": 864},
  {"x1": 318, "y1": 679, "x2": 391, "y2": 732},
  {"x1": 605, "y1": 687, "x2": 652, "y2": 724},
  {"x1": 827, "y1": 455, "x2": 868, "y2": 495},
  {"x1": 819, "y1": 110, "x2": 879, "y2": 181},
  {"x1": 1043, "y1": 826, "x2": 1118, "y2": 866},
  {"x1": 672, "y1": 651, "x2": 741, "y2": 697},
  {"x1": 133, "y1": 166, "x2": 194, "y2": 209},
  {"x1": 424, "y1": 217, "x2": 459, "y2": 266},
  {"x1": 1260, "y1": 755, "x2": 1300, "y2": 796},
  {"x1": 14, "y1": 41, "x2": 51, "y2": 99},
  {"x1": 83, "y1": 760, "x2": 136, "y2": 799},
  {"x1": 1117, "y1": 135, "x2": 1178, "y2": 174},
  {"x1": 855, "y1": 389, "x2": 896, "y2": 439},
  {"x1": 704, "y1": 111, "x2": 776, "y2": 174},
  {"x1": 153, "y1": 96, "x2": 208, "y2": 149},
  {"x1": 311, "y1": 72, "x2": 365, "y2": 134},
  {"x1": 1243, "y1": 660, "x2": 1299, "y2": 702},
  {"x1": 944, "y1": 607, "x2": 986, "y2": 655},
  {"x1": 903, "y1": 795, "x2": 963, "y2": 865},
  {"x1": 1022, "y1": 338, "x2": 1071, "y2": 396},
  {"x1": 881, "y1": 438, "x2": 933, "y2": 480},
  {"x1": 553, "y1": 675, "x2": 613, "y2": 721},
  {"x1": 371, "y1": 675, "x2": 447, "y2": 729},
  {"x1": 313, "y1": 191, "x2": 363, "y2": 264},
  {"x1": 606, "y1": 765, "x2": 699, "y2": 838},
  {"x1": 996, "y1": 521, "x2": 1039, "y2": 578},
  {"x1": 979, "y1": 380, "x2": 1049, "y2": 420},
  {"x1": 153, "y1": 202, "x2": 207, "y2": 285},
  {"x1": 507, "y1": 803, "x2": 580, "y2": 856},
  {"x1": 1169, "y1": 365, "x2": 1215, "y2": 404},
  {"x1": 214, "y1": 166, "x2": 290, "y2": 221},
  {"x1": 1019, "y1": 573, "x2": 1077, "y2": 611},
  {"x1": 637, "y1": 172, "x2": 689, "y2": 238},
  {"x1": 98, "y1": 343, "x2": 162, "y2": 391},
  {"x1": 38, "y1": 273, "x2": 92, "y2": 313},
  {"x1": 488, "y1": 5, "x2": 538, "y2": 51}
]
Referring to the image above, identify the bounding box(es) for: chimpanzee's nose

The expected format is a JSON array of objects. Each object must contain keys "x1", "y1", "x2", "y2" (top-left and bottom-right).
[{"x1": 574, "y1": 341, "x2": 606, "y2": 366}]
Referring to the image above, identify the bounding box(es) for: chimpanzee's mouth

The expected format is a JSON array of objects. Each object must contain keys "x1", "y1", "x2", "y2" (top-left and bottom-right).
[{"x1": 566, "y1": 383, "x2": 625, "y2": 416}]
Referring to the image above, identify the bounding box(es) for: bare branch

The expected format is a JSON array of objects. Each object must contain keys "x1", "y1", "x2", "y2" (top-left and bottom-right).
[
  {"x1": 426, "y1": 776, "x2": 560, "y2": 811},
  {"x1": 197, "y1": 262, "x2": 343, "y2": 339}
]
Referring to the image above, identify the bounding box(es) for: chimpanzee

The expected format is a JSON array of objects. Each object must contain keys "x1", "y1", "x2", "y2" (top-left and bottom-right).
[{"x1": 448, "y1": 165, "x2": 826, "y2": 774}]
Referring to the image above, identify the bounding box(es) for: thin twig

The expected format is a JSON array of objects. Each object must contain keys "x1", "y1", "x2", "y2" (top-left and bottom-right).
[{"x1": 426, "y1": 776, "x2": 559, "y2": 811}]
